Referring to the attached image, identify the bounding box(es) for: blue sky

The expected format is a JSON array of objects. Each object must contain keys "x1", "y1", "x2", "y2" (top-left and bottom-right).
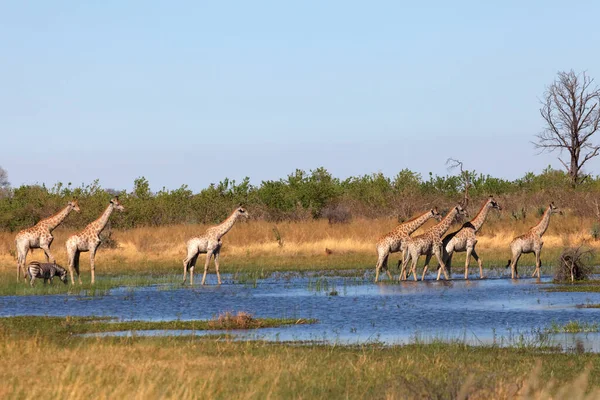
[{"x1": 1, "y1": 1, "x2": 599, "y2": 191}]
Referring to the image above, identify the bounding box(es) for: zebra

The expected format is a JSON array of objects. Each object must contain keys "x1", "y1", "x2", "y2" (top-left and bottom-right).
[{"x1": 27, "y1": 261, "x2": 68, "y2": 287}]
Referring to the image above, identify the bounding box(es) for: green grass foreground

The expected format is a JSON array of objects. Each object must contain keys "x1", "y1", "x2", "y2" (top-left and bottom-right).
[{"x1": 1, "y1": 316, "x2": 600, "y2": 399}]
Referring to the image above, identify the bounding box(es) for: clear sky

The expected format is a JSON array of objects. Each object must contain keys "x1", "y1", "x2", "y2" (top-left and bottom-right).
[{"x1": 1, "y1": 1, "x2": 599, "y2": 191}]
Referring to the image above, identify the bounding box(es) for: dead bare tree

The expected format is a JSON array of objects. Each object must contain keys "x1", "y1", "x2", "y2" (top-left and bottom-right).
[
  {"x1": 534, "y1": 70, "x2": 600, "y2": 186},
  {"x1": 0, "y1": 166, "x2": 8, "y2": 188},
  {"x1": 446, "y1": 158, "x2": 471, "y2": 207}
]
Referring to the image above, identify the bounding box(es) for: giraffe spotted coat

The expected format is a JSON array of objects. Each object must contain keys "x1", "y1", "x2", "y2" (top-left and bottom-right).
[
  {"x1": 15, "y1": 200, "x2": 80, "y2": 281},
  {"x1": 66, "y1": 197, "x2": 124, "y2": 285},
  {"x1": 374, "y1": 208, "x2": 441, "y2": 282}
]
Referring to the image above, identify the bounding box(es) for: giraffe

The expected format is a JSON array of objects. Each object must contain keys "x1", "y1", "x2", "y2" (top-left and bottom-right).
[
  {"x1": 374, "y1": 208, "x2": 442, "y2": 282},
  {"x1": 15, "y1": 200, "x2": 80, "y2": 281},
  {"x1": 65, "y1": 197, "x2": 125, "y2": 285},
  {"x1": 400, "y1": 205, "x2": 467, "y2": 281},
  {"x1": 440, "y1": 196, "x2": 502, "y2": 280},
  {"x1": 506, "y1": 202, "x2": 559, "y2": 279},
  {"x1": 182, "y1": 206, "x2": 249, "y2": 285}
]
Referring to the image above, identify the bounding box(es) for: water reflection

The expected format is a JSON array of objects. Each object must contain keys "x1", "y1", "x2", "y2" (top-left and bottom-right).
[{"x1": 2, "y1": 272, "x2": 600, "y2": 352}]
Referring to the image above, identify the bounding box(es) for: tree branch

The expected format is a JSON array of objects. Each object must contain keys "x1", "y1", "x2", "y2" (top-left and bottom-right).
[{"x1": 533, "y1": 70, "x2": 600, "y2": 185}]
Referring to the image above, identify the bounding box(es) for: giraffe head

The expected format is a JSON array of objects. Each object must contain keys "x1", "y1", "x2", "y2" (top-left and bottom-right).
[
  {"x1": 549, "y1": 202, "x2": 560, "y2": 214},
  {"x1": 455, "y1": 204, "x2": 467, "y2": 219},
  {"x1": 69, "y1": 199, "x2": 81, "y2": 212},
  {"x1": 235, "y1": 206, "x2": 249, "y2": 219},
  {"x1": 111, "y1": 197, "x2": 125, "y2": 212},
  {"x1": 431, "y1": 207, "x2": 442, "y2": 221},
  {"x1": 488, "y1": 196, "x2": 502, "y2": 211}
]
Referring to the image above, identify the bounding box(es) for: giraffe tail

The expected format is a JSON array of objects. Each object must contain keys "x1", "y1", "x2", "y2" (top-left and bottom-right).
[{"x1": 505, "y1": 259, "x2": 511, "y2": 268}]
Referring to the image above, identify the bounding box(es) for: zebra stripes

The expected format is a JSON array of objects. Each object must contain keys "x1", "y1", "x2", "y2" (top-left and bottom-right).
[{"x1": 27, "y1": 261, "x2": 68, "y2": 287}]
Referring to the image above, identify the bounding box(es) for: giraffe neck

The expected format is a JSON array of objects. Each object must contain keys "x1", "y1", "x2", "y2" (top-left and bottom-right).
[
  {"x1": 533, "y1": 206, "x2": 553, "y2": 237},
  {"x1": 398, "y1": 210, "x2": 436, "y2": 235},
  {"x1": 89, "y1": 204, "x2": 115, "y2": 236},
  {"x1": 42, "y1": 204, "x2": 74, "y2": 232},
  {"x1": 470, "y1": 201, "x2": 492, "y2": 232},
  {"x1": 431, "y1": 208, "x2": 459, "y2": 239},
  {"x1": 214, "y1": 211, "x2": 240, "y2": 240}
]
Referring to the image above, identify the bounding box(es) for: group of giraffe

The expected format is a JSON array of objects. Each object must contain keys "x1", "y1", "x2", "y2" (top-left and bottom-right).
[
  {"x1": 14, "y1": 197, "x2": 248, "y2": 286},
  {"x1": 374, "y1": 196, "x2": 560, "y2": 282},
  {"x1": 15, "y1": 197, "x2": 125, "y2": 285},
  {"x1": 14, "y1": 195, "x2": 558, "y2": 286}
]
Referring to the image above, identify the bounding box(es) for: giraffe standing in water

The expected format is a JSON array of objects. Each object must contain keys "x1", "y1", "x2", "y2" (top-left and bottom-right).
[
  {"x1": 65, "y1": 197, "x2": 124, "y2": 285},
  {"x1": 182, "y1": 206, "x2": 249, "y2": 285},
  {"x1": 15, "y1": 200, "x2": 80, "y2": 281},
  {"x1": 507, "y1": 203, "x2": 559, "y2": 279},
  {"x1": 374, "y1": 208, "x2": 441, "y2": 282},
  {"x1": 440, "y1": 196, "x2": 502, "y2": 279},
  {"x1": 400, "y1": 205, "x2": 467, "y2": 281}
]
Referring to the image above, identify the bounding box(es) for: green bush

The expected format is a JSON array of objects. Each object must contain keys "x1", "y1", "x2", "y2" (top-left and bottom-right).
[{"x1": 1, "y1": 166, "x2": 600, "y2": 230}]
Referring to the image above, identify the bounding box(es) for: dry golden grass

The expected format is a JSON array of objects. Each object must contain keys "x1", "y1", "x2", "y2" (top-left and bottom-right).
[
  {"x1": 1, "y1": 333, "x2": 600, "y2": 400},
  {"x1": 1, "y1": 214, "x2": 599, "y2": 275}
]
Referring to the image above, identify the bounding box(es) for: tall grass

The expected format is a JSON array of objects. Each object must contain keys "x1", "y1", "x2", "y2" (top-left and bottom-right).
[
  {"x1": 0, "y1": 333, "x2": 599, "y2": 399},
  {"x1": 1, "y1": 214, "x2": 600, "y2": 278}
]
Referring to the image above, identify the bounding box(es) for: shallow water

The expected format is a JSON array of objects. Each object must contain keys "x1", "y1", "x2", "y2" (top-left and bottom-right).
[{"x1": 2, "y1": 271, "x2": 600, "y2": 351}]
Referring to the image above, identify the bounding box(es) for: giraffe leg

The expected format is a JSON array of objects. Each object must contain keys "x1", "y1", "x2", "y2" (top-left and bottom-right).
[
  {"x1": 40, "y1": 242, "x2": 55, "y2": 264},
  {"x1": 215, "y1": 250, "x2": 222, "y2": 285},
  {"x1": 411, "y1": 256, "x2": 419, "y2": 282},
  {"x1": 397, "y1": 250, "x2": 408, "y2": 279},
  {"x1": 399, "y1": 252, "x2": 409, "y2": 281},
  {"x1": 67, "y1": 245, "x2": 76, "y2": 285},
  {"x1": 404, "y1": 267, "x2": 412, "y2": 280},
  {"x1": 182, "y1": 259, "x2": 188, "y2": 284},
  {"x1": 385, "y1": 261, "x2": 393, "y2": 281},
  {"x1": 533, "y1": 249, "x2": 542, "y2": 278},
  {"x1": 447, "y1": 254, "x2": 453, "y2": 276},
  {"x1": 381, "y1": 252, "x2": 391, "y2": 279},
  {"x1": 90, "y1": 247, "x2": 98, "y2": 285},
  {"x1": 421, "y1": 253, "x2": 432, "y2": 281},
  {"x1": 440, "y1": 245, "x2": 452, "y2": 276},
  {"x1": 182, "y1": 250, "x2": 199, "y2": 285},
  {"x1": 440, "y1": 251, "x2": 453, "y2": 278},
  {"x1": 17, "y1": 250, "x2": 24, "y2": 282},
  {"x1": 375, "y1": 250, "x2": 389, "y2": 283},
  {"x1": 16, "y1": 253, "x2": 21, "y2": 282},
  {"x1": 510, "y1": 253, "x2": 522, "y2": 279},
  {"x1": 74, "y1": 251, "x2": 82, "y2": 285},
  {"x1": 16, "y1": 243, "x2": 29, "y2": 282},
  {"x1": 201, "y1": 251, "x2": 213, "y2": 285},
  {"x1": 190, "y1": 266, "x2": 194, "y2": 285},
  {"x1": 435, "y1": 247, "x2": 450, "y2": 281},
  {"x1": 464, "y1": 246, "x2": 473, "y2": 280},
  {"x1": 471, "y1": 249, "x2": 484, "y2": 279},
  {"x1": 404, "y1": 248, "x2": 417, "y2": 281}
]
